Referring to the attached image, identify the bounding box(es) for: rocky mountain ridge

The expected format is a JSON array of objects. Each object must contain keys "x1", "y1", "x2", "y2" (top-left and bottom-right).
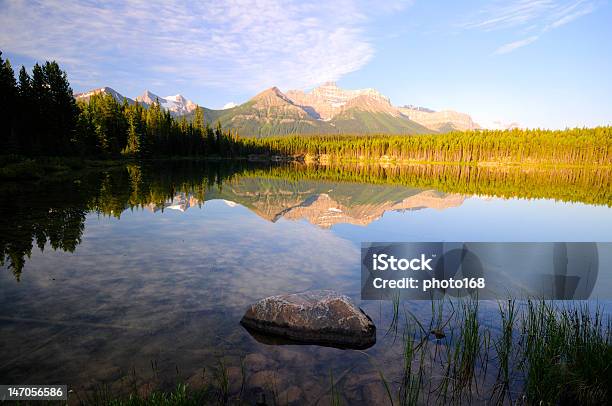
[
  {"x1": 286, "y1": 82, "x2": 397, "y2": 120},
  {"x1": 75, "y1": 87, "x2": 197, "y2": 116},
  {"x1": 74, "y1": 87, "x2": 135, "y2": 105}
]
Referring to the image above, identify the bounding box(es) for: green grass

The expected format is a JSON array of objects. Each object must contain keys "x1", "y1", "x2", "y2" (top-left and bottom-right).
[
  {"x1": 520, "y1": 301, "x2": 612, "y2": 405},
  {"x1": 85, "y1": 384, "x2": 208, "y2": 406}
]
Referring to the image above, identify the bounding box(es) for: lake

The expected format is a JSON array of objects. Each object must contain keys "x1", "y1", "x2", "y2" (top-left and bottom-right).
[{"x1": 1, "y1": 161, "x2": 611, "y2": 404}]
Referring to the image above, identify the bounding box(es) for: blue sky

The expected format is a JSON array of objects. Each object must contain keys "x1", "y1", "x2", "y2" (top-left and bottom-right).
[{"x1": 1, "y1": 0, "x2": 610, "y2": 128}]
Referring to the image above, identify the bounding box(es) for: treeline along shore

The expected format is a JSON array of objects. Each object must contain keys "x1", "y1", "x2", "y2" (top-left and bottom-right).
[
  {"x1": 239, "y1": 130, "x2": 610, "y2": 165},
  {"x1": 1, "y1": 51, "x2": 610, "y2": 166}
]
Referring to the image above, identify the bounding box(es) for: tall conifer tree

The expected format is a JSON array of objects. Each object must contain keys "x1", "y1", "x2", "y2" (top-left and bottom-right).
[{"x1": 0, "y1": 52, "x2": 17, "y2": 151}]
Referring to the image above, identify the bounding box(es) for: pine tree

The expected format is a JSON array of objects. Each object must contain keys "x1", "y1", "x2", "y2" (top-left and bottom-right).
[
  {"x1": 15, "y1": 60, "x2": 78, "y2": 156},
  {"x1": 0, "y1": 52, "x2": 18, "y2": 152},
  {"x1": 43, "y1": 61, "x2": 78, "y2": 154},
  {"x1": 146, "y1": 99, "x2": 162, "y2": 155},
  {"x1": 29, "y1": 63, "x2": 52, "y2": 154},
  {"x1": 11, "y1": 66, "x2": 33, "y2": 153},
  {"x1": 205, "y1": 122, "x2": 215, "y2": 153},
  {"x1": 193, "y1": 106, "x2": 205, "y2": 132},
  {"x1": 75, "y1": 101, "x2": 97, "y2": 155},
  {"x1": 124, "y1": 103, "x2": 146, "y2": 156}
]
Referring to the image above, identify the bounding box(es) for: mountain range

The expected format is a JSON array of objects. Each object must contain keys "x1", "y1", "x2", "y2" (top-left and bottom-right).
[{"x1": 75, "y1": 83, "x2": 484, "y2": 136}]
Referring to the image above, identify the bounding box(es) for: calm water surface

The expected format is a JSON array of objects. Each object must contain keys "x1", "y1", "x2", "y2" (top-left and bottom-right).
[{"x1": 1, "y1": 162, "x2": 610, "y2": 404}]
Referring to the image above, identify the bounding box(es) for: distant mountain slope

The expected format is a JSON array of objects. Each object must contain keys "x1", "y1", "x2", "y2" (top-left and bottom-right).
[
  {"x1": 331, "y1": 94, "x2": 431, "y2": 134},
  {"x1": 398, "y1": 106, "x2": 481, "y2": 132},
  {"x1": 331, "y1": 109, "x2": 431, "y2": 134},
  {"x1": 199, "y1": 87, "x2": 336, "y2": 136}
]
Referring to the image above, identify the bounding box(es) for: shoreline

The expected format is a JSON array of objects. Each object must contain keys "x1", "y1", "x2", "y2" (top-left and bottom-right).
[{"x1": 1, "y1": 154, "x2": 609, "y2": 182}]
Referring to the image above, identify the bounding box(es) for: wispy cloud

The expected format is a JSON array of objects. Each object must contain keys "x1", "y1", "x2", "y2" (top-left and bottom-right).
[
  {"x1": 0, "y1": 0, "x2": 397, "y2": 92},
  {"x1": 462, "y1": 0, "x2": 598, "y2": 54},
  {"x1": 546, "y1": 0, "x2": 597, "y2": 28},
  {"x1": 462, "y1": 1, "x2": 557, "y2": 31},
  {"x1": 494, "y1": 35, "x2": 540, "y2": 54}
]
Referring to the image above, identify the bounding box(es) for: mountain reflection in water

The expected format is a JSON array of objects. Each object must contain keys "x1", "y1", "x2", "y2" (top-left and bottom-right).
[{"x1": 148, "y1": 188, "x2": 463, "y2": 229}]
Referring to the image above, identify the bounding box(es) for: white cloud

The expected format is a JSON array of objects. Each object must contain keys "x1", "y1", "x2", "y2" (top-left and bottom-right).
[
  {"x1": 494, "y1": 35, "x2": 540, "y2": 54},
  {"x1": 222, "y1": 102, "x2": 237, "y2": 109},
  {"x1": 461, "y1": 0, "x2": 597, "y2": 54},
  {"x1": 0, "y1": 0, "x2": 380, "y2": 91}
]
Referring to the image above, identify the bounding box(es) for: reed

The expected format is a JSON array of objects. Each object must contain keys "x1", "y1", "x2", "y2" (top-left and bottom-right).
[
  {"x1": 398, "y1": 324, "x2": 425, "y2": 406},
  {"x1": 329, "y1": 369, "x2": 342, "y2": 406},
  {"x1": 490, "y1": 299, "x2": 517, "y2": 405}
]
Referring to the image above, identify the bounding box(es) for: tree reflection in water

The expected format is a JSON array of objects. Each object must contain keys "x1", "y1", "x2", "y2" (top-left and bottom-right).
[{"x1": 1, "y1": 161, "x2": 609, "y2": 280}]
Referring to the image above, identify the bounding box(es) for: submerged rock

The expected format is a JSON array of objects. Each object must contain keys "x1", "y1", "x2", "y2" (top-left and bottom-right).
[{"x1": 240, "y1": 290, "x2": 376, "y2": 349}]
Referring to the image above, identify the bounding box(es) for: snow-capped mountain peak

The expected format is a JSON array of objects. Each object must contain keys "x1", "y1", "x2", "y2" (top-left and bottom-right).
[
  {"x1": 135, "y1": 89, "x2": 162, "y2": 105},
  {"x1": 162, "y1": 94, "x2": 197, "y2": 115},
  {"x1": 164, "y1": 94, "x2": 186, "y2": 103},
  {"x1": 135, "y1": 90, "x2": 197, "y2": 116}
]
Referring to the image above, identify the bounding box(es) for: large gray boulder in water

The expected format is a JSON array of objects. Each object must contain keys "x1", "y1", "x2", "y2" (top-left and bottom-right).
[{"x1": 240, "y1": 290, "x2": 376, "y2": 349}]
